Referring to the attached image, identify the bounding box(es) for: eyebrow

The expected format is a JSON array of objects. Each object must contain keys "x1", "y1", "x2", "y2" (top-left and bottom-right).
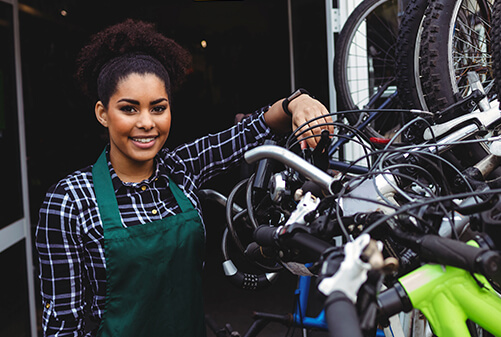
[{"x1": 117, "y1": 98, "x2": 168, "y2": 105}]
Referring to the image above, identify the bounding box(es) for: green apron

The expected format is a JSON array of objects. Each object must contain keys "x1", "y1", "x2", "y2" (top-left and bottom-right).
[{"x1": 92, "y1": 150, "x2": 206, "y2": 337}]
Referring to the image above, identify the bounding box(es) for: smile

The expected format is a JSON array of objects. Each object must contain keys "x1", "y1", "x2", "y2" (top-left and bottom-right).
[{"x1": 131, "y1": 137, "x2": 156, "y2": 143}]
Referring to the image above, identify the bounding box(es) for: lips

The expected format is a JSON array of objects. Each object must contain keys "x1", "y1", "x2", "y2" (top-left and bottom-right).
[{"x1": 130, "y1": 136, "x2": 158, "y2": 148}]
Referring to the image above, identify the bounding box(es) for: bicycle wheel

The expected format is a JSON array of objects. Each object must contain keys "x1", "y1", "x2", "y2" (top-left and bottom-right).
[
  {"x1": 419, "y1": 0, "x2": 494, "y2": 114},
  {"x1": 334, "y1": 0, "x2": 403, "y2": 139},
  {"x1": 395, "y1": 0, "x2": 429, "y2": 111},
  {"x1": 491, "y1": 0, "x2": 501, "y2": 98}
]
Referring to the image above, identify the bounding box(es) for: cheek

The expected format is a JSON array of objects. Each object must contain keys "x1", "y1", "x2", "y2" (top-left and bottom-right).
[
  {"x1": 108, "y1": 114, "x2": 133, "y2": 136},
  {"x1": 159, "y1": 114, "x2": 172, "y2": 134}
]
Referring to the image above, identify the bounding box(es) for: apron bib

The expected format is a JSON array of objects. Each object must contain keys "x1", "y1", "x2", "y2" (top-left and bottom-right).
[{"x1": 92, "y1": 150, "x2": 206, "y2": 337}]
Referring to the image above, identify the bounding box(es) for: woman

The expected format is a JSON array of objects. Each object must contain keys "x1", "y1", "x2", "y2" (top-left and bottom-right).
[{"x1": 36, "y1": 19, "x2": 331, "y2": 336}]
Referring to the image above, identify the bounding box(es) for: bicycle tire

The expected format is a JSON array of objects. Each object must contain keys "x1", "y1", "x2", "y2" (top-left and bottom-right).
[
  {"x1": 419, "y1": 0, "x2": 494, "y2": 114},
  {"x1": 395, "y1": 0, "x2": 429, "y2": 111},
  {"x1": 491, "y1": 0, "x2": 501, "y2": 99},
  {"x1": 334, "y1": 0, "x2": 402, "y2": 139}
]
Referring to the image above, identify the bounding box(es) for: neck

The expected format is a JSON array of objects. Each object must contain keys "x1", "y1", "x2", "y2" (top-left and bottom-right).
[
  {"x1": 109, "y1": 153, "x2": 155, "y2": 183},
  {"x1": 114, "y1": 164, "x2": 154, "y2": 183}
]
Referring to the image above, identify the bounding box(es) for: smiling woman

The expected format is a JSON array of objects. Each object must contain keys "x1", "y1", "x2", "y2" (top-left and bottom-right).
[
  {"x1": 94, "y1": 73, "x2": 172, "y2": 182},
  {"x1": 34, "y1": 18, "x2": 331, "y2": 337}
]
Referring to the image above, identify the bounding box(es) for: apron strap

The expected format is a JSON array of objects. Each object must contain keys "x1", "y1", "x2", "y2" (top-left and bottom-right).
[
  {"x1": 92, "y1": 149, "x2": 123, "y2": 230},
  {"x1": 168, "y1": 177, "x2": 195, "y2": 213}
]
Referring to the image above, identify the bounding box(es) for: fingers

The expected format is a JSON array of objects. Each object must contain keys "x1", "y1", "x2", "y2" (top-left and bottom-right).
[
  {"x1": 294, "y1": 109, "x2": 334, "y2": 149},
  {"x1": 288, "y1": 95, "x2": 333, "y2": 149}
]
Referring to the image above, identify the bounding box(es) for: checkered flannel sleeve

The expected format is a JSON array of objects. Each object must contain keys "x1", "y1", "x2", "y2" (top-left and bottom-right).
[
  {"x1": 36, "y1": 180, "x2": 87, "y2": 336},
  {"x1": 168, "y1": 109, "x2": 272, "y2": 189}
]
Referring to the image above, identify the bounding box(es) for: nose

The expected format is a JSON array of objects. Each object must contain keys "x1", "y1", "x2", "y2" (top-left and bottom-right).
[{"x1": 136, "y1": 111, "x2": 155, "y2": 130}]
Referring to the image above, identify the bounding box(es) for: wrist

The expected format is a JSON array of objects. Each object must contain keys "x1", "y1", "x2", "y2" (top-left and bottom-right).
[{"x1": 282, "y1": 88, "x2": 310, "y2": 117}]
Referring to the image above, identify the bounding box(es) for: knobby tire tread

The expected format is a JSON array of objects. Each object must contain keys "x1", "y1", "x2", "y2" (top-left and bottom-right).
[
  {"x1": 492, "y1": 0, "x2": 501, "y2": 99},
  {"x1": 419, "y1": 0, "x2": 493, "y2": 113},
  {"x1": 395, "y1": 0, "x2": 429, "y2": 111}
]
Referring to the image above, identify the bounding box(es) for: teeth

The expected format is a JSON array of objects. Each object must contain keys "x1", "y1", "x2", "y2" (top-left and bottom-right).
[{"x1": 132, "y1": 138, "x2": 155, "y2": 143}]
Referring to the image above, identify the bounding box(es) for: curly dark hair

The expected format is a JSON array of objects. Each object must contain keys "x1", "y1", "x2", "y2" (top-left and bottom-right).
[{"x1": 75, "y1": 19, "x2": 192, "y2": 103}]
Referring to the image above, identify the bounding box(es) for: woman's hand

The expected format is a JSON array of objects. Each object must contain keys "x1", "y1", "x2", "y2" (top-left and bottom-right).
[
  {"x1": 288, "y1": 94, "x2": 334, "y2": 149},
  {"x1": 264, "y1": 93, "x2": 334, "y2": 149}
]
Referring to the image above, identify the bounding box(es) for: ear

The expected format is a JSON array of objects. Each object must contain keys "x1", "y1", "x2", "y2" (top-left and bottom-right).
[{"x1": 95, "y1": 101, "x2": 108, "y2": 127}]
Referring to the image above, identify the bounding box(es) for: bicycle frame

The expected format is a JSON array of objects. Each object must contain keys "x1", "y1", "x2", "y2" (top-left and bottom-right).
[
  {"x1": 397, "y1": 247, "x2": 501, "y2": 336},
  {"x1": 293, "y1": 274, "x2": 328, "y2": 330},
  {"x1": 293, "y1": 274, "x2": 386, "y2": 337}
]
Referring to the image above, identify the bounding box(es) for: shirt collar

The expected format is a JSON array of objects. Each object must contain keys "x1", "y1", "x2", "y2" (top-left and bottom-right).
[{"x1": 104, "y1": 146, "x2": 169, "y2": 192}]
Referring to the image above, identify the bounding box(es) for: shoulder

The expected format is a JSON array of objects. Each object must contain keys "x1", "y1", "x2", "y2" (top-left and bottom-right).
[
  {"x1": 157, "y1": 148, "x2": 192, "y2": 185},
  {"x1": 157, "y1": 147, "x2": 185, "y2": 172},
  {"x1": 43, "y1": 165, "x2": 95, "y2": 209}
]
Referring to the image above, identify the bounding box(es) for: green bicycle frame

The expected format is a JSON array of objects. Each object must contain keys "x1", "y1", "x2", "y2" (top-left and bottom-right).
[{"x1": 398, "y1": 261, "x2": 501, "y2": 336}]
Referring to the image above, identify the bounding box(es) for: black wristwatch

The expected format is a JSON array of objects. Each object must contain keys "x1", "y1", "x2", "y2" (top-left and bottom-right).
[{"x1": 282, "y1": 88, "x2": 310, "y2": 117}]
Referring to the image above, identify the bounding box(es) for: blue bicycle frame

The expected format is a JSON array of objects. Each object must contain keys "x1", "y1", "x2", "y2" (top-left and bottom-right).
[{"x1": 294, "y1": 273, "x2": 385, "y2": 336}]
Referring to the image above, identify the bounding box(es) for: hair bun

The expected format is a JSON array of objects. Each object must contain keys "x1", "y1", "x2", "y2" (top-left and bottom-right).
[{"x1": 75, "y1": 19, "x2": 192, "y2": 101}]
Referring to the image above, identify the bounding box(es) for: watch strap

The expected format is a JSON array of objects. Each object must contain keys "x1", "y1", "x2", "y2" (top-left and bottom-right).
[{"x1": 282, "y1": 88, "x2": 310, "y2": 117}]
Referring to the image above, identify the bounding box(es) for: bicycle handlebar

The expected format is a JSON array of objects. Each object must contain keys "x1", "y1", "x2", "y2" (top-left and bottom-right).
[
  {"x1": 254, "y1": 225, "x2": 333, "y2": 260},
  {"x1": 325, "y1": 292, "x2": 364, "y2": 337},
  {"x1": 395, "y1": 230, "x2": 501, "y2": 284},
  {"x1": 244, "y1": 145, "x2": 336, "y2": 195}
]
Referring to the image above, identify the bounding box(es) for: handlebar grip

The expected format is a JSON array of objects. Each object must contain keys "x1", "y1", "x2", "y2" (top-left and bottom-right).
[
  {"x1": 254, "y1": 225, "x2": 279, "y2": 247},
  {"x1": 254, "y1": 225, "x2": 333, "y2": 259},
  {"x1": 376, "y1": 283, "x2": 413, "y2": 327},
  {"x1": 325, "y1": 292, "x2": 364, "y2": 337},
  {"x1": 418, "y1": 235, "x2": 501, "y2": 282},
  {"x1": 286, "y1": 231, "x2": 333, "y2": 258}
]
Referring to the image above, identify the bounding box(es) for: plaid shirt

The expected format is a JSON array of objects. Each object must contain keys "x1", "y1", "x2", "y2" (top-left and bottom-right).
[{"x1": 35, "y1": 110, "x2": 272, "y2": 336}]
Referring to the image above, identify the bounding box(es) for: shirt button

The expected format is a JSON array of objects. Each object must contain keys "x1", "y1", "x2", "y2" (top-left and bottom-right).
[
  {"x1": 152, "y1": 209, "x2": 158, "y2": 215},
  {"x1": 141, "y1": 186, "x2": 147, "y2": 191}
]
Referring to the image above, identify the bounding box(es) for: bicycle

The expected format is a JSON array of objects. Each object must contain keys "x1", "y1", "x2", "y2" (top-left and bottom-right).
[
  {"x1": 250, "y1": 202, "x2": 501, "y2": 337},
  {"x1": 241, "y1": 133, "x2": 501, "y2": 336},
  {"x1": 204, "y1": 84, "x2": 501, "y2": 336},
  {"x1": 334, "y1": 0, "x2": 495, "y2": 140}
]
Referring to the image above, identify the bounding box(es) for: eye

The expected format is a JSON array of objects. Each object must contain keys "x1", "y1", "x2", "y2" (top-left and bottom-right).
[
  {"x1": 120, "y1": 105, "x2": 137, "y2": 113},
  {"x1": 152, "y1": 105, "x2": 167, "y2": 113}
]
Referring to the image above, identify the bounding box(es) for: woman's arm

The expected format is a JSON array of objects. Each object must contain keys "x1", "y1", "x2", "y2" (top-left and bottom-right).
[
  {"x1": 36, "y1": 184, "x2": 86, "y2": 336},
  {"x1": 166, "y1": 93, "x2": 332, "y2": 189}
]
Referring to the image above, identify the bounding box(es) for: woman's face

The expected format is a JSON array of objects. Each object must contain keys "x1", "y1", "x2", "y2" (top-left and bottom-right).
[{"x1": 95, "y1": 72, "x2": 171, "y2": 170}]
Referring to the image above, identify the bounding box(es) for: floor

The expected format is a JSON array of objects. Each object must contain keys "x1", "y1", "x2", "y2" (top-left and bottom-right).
[
  {"x1": 202, "y1": 228, "x2": 328, "y2": 337},
  {"x1": 203, "y1": 260, "x2": 297, "y2": 337}
]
